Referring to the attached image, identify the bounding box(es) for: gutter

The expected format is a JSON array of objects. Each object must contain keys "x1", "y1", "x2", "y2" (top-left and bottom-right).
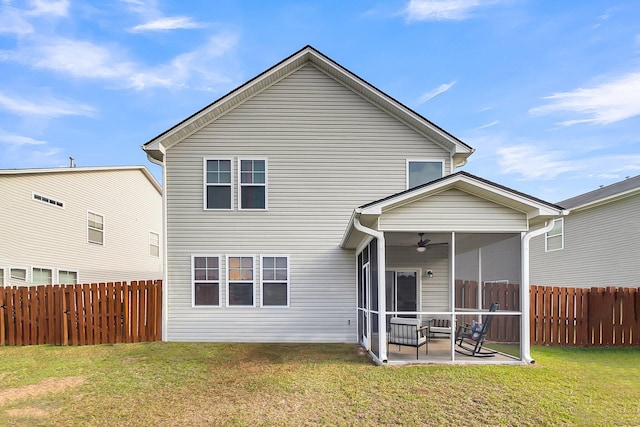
[
  {"x1": 146, "y1": 153, "x2": 169, "y2": 342},
  {"x1": 520, "y1": 220, "x2": 557, "y2": 364},
  {"x1": 353, "y1": 210, "x2": 387, "y2": 363}
]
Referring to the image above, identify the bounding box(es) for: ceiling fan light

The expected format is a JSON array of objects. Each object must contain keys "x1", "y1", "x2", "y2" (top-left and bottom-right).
[{"x1": 416, "y1": 246, "x2": 426, "y2": 253}]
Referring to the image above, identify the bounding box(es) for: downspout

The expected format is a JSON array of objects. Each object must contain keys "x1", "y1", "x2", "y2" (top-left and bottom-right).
[
  {"x1": 353, "y1": 212, "x2": 387, "y2": 363},
  {"x1": 146, "y1": 152, "x2": 168, "y2": 342},
  {"x1": 521, "y1": 220, "x2": 556, "y2": 364}
]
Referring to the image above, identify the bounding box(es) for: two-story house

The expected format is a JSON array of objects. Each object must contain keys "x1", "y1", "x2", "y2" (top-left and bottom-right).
[
  {"x1": 530, "y1": 175, "x2": 640, "y2": 288},
  {"x1": 0, "y1": 166, "x2": 162, "y2": 286},
  {"x1": 143, "y1": 46, "x2": 564, "y2": 364}
]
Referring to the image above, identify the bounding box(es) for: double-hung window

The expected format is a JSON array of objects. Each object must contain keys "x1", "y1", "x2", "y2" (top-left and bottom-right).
[
  {"x1": 88, "y1": 212, "x2": 104, "y2": 245},
  {"x1": 149, "y1": 232, "x2": 160, "y2": 257},
  {"x1": 193, "y1": 255, "x2": 221, "y2": 306},
  {"x1": 546, "y1": 218, "x2": 564, "y2": 252},
  {"x1": 227, "y1": 256, "x2": 255, "y2": 306},
  {"x1": 261, "y1": 256, "x2": 289, "y2": 307},
  {"x1": 407, "y1": 159, "x2": 444, "y2": 189},
  {"x1": 205, "y1": 159, "x2": 232, "y2": 210},
  {"x1": 239, "y1": 159, "x2": 267, "y2": 210},
  {"x1": 58, "y1": 270, "x2": 78, "y2": 285}
]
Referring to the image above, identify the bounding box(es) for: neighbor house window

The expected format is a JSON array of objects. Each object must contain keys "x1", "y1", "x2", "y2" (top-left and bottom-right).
[
  {"x1": 261, "y1": 256, "x2": 289, "y2": 307},
  {"x1": 0, "y1": 269, "x2": 4, "y2": 287},
  {"x1": 546, "y1": 218, "x2": 564, "y2": 252},
  {"x1": 227, "y1": 256, "x2": 254, "y2": 306},
  {"x1": 149, "y1": 232, "x2": 160, "y2": 257},
  {"x1": 192, "y1": 256, "x2": 221, "y2": 306},
  {"x1": 32, "y1": 267, "x2": 52, "y2": 285},
  {"x1": 205, "y1": 159, "x2": 232, "y2": 210},
  {"x1": 58, "y1": 270, "x2": 78, "y2": 285},
  {"x1": 88, "y1": 212, "x2": 104, "y2": 245},
  {"x1": 33, "y1": 193, "x2": 64, "y2": 208},
  {"x1": 407, "y1": 160, "x2": 444, "y2": 189},
  {"x1": 239, "y1": 159, "x2": 267, "y2": 210},
  {"x1": 10, "y1": 268, "x2": 26, "y2": 281}
]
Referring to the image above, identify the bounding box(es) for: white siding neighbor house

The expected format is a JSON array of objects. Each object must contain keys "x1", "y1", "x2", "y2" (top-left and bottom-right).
[
  {"x1": 143, "y1": 46, "x2": 564, "y2": 364},
  {"x1": 0, "y1": 166, "x2": 163, "y2": 286},
  {"x1": 530, "y1": 175, "x2": 640, "y2": 288}
]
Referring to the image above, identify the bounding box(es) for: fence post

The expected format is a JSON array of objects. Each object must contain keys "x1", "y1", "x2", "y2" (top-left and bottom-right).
[{"x1": 0, "y1": 287, "x2": 5, "y2": 346}]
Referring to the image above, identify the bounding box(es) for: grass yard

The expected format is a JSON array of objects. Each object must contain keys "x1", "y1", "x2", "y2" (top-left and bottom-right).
[{"x1": 0, "y1": 343, "x2": 639, "y2": 426}]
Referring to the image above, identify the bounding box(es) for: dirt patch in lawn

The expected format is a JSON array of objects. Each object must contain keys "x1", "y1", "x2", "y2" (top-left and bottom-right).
[{"x1": 0, "y1": 376, "x2": 86, "y2": 407}]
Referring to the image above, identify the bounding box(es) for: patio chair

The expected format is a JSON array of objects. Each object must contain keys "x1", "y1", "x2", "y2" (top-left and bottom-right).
[
  {"x1": 428, "y1": 317, "x2": 452, "y2": 338},
  {"x1": 387, "y1": 317, "x2": 428, "y2": 359},
  {"x1": 455, "y1": 302, "x2": 499, "y2": 357}
]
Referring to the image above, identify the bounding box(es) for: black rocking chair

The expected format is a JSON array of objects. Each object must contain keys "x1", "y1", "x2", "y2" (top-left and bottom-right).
[{"x1": 455, "y1": 302, "x2": 499, "y2": 357}]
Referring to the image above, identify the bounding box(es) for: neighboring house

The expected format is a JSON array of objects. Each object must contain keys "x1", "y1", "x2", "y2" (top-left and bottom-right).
[
  {"x1": 0, "y1": 166, "x2": 163, "y2": 286},
  {"x1": 530, "y1": 175, "x2": 640, "y2": 288},
  {"x1": 143, "y1": 46, "x2": 563, "y2": 364}
]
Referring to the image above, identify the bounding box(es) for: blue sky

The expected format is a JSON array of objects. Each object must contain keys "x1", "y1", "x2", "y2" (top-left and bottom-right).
[{"x1": 1, "y1": 0, "x2": 639, "y2": 202}]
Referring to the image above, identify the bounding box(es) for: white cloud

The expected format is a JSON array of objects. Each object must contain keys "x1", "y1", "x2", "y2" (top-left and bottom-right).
[
  {"x1": 530, "y1": 72, "x2": 640, "y2": 125},
  {"x1": 0, "y1": 4, "x2": 33, "y2": 34},
  {"x1": 417, "y1": 80, "x2": 456, "y2": 104},
  {"x1": 0, "y1": 132, "x2": 47, "y2": 145},
  {"x1": 129, "y1": 16, "x2": 204, "y2": 32},
  {"x1": 405, "y1": 0, "x2": 504, "y2": 21},
  {"x1": 496, "y1": 144, "x2": 578, "y2": 179},
  {"x1": 0, "y1": 91, "x2": 95, "y2": 117},
  {"x1": 26, "y1": 0, "x2": 70, "y2": 17},
  {"x1": 474, "y1": 120, "x2": 499, "y2": 130}
]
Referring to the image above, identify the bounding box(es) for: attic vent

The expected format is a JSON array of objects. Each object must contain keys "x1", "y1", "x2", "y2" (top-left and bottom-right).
[{"x1": 33, "y1": 193, "x2": 64, "y2": 208}]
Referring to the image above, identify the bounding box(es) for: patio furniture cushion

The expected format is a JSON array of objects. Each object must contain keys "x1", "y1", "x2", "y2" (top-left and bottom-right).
[{"x1": 388, "y1": 317, "x2": 428, "y2": 359}]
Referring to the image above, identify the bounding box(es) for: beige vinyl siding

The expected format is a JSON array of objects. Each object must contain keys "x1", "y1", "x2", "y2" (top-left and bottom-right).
[
  {"x1": 379, "y1": 188, "x2": 528, "y2": 232},
  {"x1": 530, "y1": 193, "x2": 640, "y2": 288},
  {"x1": 164, "y1": 64, "x2": 454, "y2": 342},
  {"x1": 0, "y1": 169, "x2": 162, "y2": 284}
]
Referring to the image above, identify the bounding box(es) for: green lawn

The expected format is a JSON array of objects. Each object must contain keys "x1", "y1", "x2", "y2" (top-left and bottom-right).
[{"x1": 0, "y1": 343, "x2": 638, "y2": 426}]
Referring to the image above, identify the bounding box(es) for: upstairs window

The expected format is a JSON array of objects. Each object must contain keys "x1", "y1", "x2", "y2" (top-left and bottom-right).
[
  {"x1": 205, "y1": 159, "x2": 232, "y2": 210},
  {"x1": 149, "y1": 232, "x2": 160, "y2": 257},
  {"x1": 239, "y1": 159, "x2": 267, "y2": 210},
  {"x1": 88, "y1": 212, "x2": 104, "y2": 245},
  {"x1": 546, "y1": 218, "x2": 564, "y2": 252},
  {"x1": 261, "y1": 256, "x2": 289, "y2": 307},
  {"x1": 193, "y1": 256, "x2": 221, "y2": 306},
  {"x1": 407, "y1": 160, "x2": 444, "y2": 189},
  {"x1": 227, "y1": 256, "x2": 255, "y2": 306}
]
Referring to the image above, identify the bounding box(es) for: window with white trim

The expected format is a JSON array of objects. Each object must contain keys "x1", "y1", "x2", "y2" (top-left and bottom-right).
[
  {"x1": 205, "y1": 159, "x2": 232, "y2": 210},
  {"x1": 227, "y1": 256, "x2": 255, "y2": 306},
  {"x1": 261, "y1": 256, "x2": 289, "y2": 307},
  {"x1": 239, "y1": 159, "x2": 267, "y2": 210},
  {"x1": 88, "y1": 212, "x2": 104, "y2": 245},
  {"x1": 0, "y1": 268, "x2": 4, "y2": 287},
  {"x1": 58, "y1": 270, "x2": 78, "y2": 285},
  {"x1": 407, "y1": 160, "x2": 444, "y2": 189},
  {"x1": 32, "y1": 267, "x2": 52, "y2": 285},
  {"x1": 149, "y1": 232, "x2": 160, "y2": 257},
  {"x1": 546, "y1": 218, "x2": 564, "y2": 252},
  {"x1": 193, "y1": 256, "x2": 221, "y2": 306},
  {"x1": 10, "y1": 268, "x2": 26, "y2": 281}
]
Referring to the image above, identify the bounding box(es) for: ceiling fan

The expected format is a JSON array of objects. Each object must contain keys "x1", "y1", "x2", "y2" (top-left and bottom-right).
[{"x1": 415, "y1": 233, "x2": 448, "y2": 252}]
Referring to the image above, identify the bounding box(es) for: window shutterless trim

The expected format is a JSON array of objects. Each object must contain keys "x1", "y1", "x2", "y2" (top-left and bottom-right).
[
  {"x1": 192, "y1": 254, "x2": 222, "y2": 307},
  {"x1": 238, "y1": 157, "x2": 268, "y2": 211},
  {"x1": 87, "y1": 210, "x2": 105, "y2": 246},
  {"x1": 203, "y1": 157, "x2": 234, "y2": 211},
  {"x1": 226, "y1": 255, "x2": 256, "y2": 307},
  {"x1": 260, "y1": 255, "x2": 290, "y2": 308},
  {"x1": 31, "y1": 266, "x2": 53, "y2": 285},
  {"x1": 406, "y1": 158, "x2": 445, "y2": 190},
  {"x1": 57, "y1": 268, "x2": 79, "y2": 285},
  {"x1": 545, "y1": 218, "x2": 564, "y2": 252}
]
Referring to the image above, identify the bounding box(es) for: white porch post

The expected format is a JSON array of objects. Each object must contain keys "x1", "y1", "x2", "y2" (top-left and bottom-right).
[
  {"x1": 450, "y1": 231, "x2": 456, "y2": 361},
  {"x1": 377, "y1": 234, "x2": 387, "y2": 362}
]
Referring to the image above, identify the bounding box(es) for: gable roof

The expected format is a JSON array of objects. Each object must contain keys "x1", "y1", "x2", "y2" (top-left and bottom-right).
[
  {"x1": 142, "y1": 45, "x2": 474, "y2": 164},
  {"x1": 0, "y1": 166, "x2": 162, "y2": 194},
  {"x1": 558, "y1": 174, "x2": 640, "y2": 211},
  {"x1": 341, "y1": 171, "x2": 565, "y2": 248}
]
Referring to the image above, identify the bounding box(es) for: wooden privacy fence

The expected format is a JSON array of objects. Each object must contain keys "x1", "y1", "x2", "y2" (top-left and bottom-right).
[
  {"x1": 455, "y1": 280, "x2": 521, "y2": 343},
  {"x1": 530, "y1": 285, "x2": 640, "y2": 347},
  {"x1": 0, "y1": 280, "x2": 162, "y2": 346}
]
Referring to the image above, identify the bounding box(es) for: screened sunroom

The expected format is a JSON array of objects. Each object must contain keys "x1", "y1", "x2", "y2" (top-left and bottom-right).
[{"x1": 341, "y1": 172, "x2": 564, "y2": 365}]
